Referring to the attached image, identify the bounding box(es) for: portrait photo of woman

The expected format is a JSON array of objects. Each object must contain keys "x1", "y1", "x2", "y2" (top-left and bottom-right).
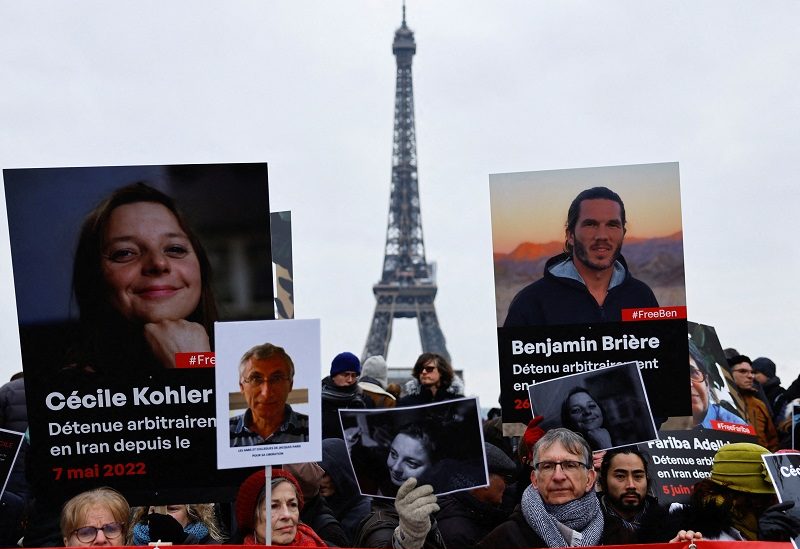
[
  {"x1": 561, "y1": 387, "x2": 612, "y2": 451},
  {"x1": 529, "y1": 361, "x2": 658, "y2": 452},
  {"x1": 339, "y1": 397, "x2": 488, "y2": 499},
  {"x1": 71, "y1": 182, "x2": 217, "y2": 371},
  {"x1": 4, "y1": 163, "x2": 273, "y2": 507}
]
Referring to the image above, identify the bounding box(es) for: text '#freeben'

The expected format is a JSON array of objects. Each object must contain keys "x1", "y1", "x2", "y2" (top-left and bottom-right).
[
  {"x1": 511, "y1": 335, "x2": 660, "y2": 357},
  {"x1": 45, "y1": 386, "x2": 213, "y2": 411}
]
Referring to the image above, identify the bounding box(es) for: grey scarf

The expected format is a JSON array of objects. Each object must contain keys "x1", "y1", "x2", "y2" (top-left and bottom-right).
[{"x1": 521, "y1": 484, "x2": 604, "y2": 547}]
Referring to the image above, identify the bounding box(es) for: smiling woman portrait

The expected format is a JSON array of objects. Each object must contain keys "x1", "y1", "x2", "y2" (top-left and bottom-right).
[
  {"x1": 561, "y1": 387, "x2": 613, "y2": 451},
  {"x1": 71, "y1": 182, "x2": 217, "y2": 371}
]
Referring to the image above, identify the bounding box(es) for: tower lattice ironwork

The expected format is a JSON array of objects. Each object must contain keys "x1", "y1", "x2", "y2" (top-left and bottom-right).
[{"x1": 363, "y1": 8, "x2": 450, "y2": 362}]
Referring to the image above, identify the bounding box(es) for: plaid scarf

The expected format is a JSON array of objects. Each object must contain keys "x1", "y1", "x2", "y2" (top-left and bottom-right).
[{"x1": 521, "y1": 484, "x2": 604, "y2": 547}]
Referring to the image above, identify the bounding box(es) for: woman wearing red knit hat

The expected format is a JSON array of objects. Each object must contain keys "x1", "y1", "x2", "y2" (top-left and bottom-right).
[{"x1": 235, "y1": 468, "x2": 327, "y2": 546}]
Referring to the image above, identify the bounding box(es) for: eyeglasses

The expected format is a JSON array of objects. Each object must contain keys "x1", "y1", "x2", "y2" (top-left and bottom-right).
[
  {"x1": 533, "y1": 460, "x2": 588, "y2": 476},
  {"x1": 71, "y1": 522, "x2": 124, "y2": 543},
  {"x1": 421, "y1": 366, "x2": 437, "y2": 373},
  {"x1": 689, "y1": 365, "x2": 707, "y2": 383},
  {"x1": 732, "y1": 368, "x2": 754, "y2": 376},
  {"x1": 242, "y1": 373, "x2": 290, "y2": 387}
]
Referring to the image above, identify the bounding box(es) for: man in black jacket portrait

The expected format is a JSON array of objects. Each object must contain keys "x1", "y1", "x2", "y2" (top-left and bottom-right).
[{"x1": 504, "y1": 186, "x2": 658, "y2": 326}]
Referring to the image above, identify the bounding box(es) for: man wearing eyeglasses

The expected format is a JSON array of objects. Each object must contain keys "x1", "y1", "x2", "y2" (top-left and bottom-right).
[
  {"x1": 477, "y1": 428, "x2": 608, "y2": 548},
  {"x1": 230, "y1": 342, "x2": 309, "y2": 447},
  {"x1": 727, "y1": 355, "x2": 778, "y2": 451}
]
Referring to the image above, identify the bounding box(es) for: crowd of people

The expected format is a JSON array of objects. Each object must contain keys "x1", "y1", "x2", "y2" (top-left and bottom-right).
[{"x1": 2, "y1": 348, "x2": 800, "y2": 548}]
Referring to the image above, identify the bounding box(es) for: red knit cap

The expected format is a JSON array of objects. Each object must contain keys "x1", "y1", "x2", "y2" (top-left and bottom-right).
[{"x1": 235, "y1": 468, "x2": 305, "y2": 532}]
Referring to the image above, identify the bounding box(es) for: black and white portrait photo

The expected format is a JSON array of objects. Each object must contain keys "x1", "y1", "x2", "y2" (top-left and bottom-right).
[
  {"x1": 528, "y1": 361, "x2": 657, "y2": 451},
  {"x1": 339, "y1": 398, "x2": 488, "y2": 499}
]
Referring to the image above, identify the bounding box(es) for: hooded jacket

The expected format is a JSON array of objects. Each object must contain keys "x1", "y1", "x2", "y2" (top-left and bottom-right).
[{"x1": 504, "y1": 253, "x2": 658, "y2": 326}]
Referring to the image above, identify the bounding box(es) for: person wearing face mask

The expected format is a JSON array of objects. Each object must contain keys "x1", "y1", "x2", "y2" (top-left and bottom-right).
[{"x1": 234, "y1": 468, "x2": 326, "y2": 547}]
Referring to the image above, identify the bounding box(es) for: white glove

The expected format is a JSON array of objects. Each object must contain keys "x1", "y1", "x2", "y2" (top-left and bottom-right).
[{"x1": 393, "y1": 478, "x2": 439, "y2": 549}]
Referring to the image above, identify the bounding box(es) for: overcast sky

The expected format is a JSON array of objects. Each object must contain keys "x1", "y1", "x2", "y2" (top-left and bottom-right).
[{"x1": 1, "y1": 1, "x2": 798, "y2": 407}]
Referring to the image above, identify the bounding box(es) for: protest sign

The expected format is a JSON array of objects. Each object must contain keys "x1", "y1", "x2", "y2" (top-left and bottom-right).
[
  {"x1": 270, "y1": 211, "x2": 294, "y2": 320},
  {"x1": 528, "y1": 361, "x2": 656, "y2": 451},
  {"x1": 491, "y1": 163, "x2": 689, "y2": 432},
  {"x1": 339, "y1": 397, "x2": 487, "y2": 499},
  {"x1": 3, "y1": 163, "x2": 272, "y2": 504},
  {"x1": 762, "y1": 453, "x2": 800, "y2": 549},
  {"x1": 0, "y1": 428, "x2": 24, "y2": 499},
  {"x1": 660, "y1": 322, "x2": 751, "y2": 433},
  {"x1": 215, "y1": 319, "x2": 321, "y2": 468},
  {"x1": 640, "y1": 429, "x2": 756, "y2": 505}
]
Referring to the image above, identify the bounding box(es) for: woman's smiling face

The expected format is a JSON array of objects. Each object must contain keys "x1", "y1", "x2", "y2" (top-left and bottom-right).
[
  {"x1": 386, "y1": 433, "x2": 432, "y2": 486},
  {"x1": 567, "y1": 391, "x2": 604, "y2": 431},
  {"x1": 101, "y1": 201, "x2": 201, "y2": 324}
]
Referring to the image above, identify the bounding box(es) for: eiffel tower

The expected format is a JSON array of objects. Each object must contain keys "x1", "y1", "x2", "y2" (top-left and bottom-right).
[{"x1": 363, "y1": 6, "x2": 450, "y2": 363}]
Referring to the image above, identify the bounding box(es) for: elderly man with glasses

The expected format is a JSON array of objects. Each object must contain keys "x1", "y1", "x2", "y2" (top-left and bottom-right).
[
  {"x1": 727, "y1": 355, "x2": 779, "y2": 451},
  {"x1": 230, "y1": 342, "x2": 309, "y2": 447},
  {"x1": 477, "y1": 428, "x2": 608, "y2": 548}
]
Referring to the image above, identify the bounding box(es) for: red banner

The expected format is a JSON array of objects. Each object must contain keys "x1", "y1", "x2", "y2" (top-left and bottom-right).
[
  {"x1": 175, "y1": 352, "x2": 216, "y2": 368},
  {"x1": 622, "y1": 306, "x2": 687, "y2": 322}
]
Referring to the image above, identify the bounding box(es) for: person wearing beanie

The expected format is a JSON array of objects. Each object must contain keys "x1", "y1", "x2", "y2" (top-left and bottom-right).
[
  {"x1": 234, "y1": 468, "x2": 326, "y2": 546},
  {"x1": 667, "y1": 442, "x2": 800, "y2": 541},
  {"x1": 437, "y1": 443, "x2": 517, "y2": 547},
  {"x1": 321, "y1": 352, "x2": 373, "y2": 439},
  {"x1": 362, "y1": 355, "x2": 390, "y2": 388},
  {"x1": 728, "y1": 355, "x2": 779, "y2": 451},
  {"x1": 752, "y1": 357, "x2": 787, "y2": 419},
  {"x1": 360, "y1": 355, "x2": 397, "y2": 408}
]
